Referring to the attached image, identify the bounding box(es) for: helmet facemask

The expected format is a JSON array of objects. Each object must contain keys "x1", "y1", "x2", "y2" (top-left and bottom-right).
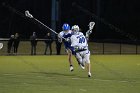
[{"x1": 71, "y1": 25, "x2": 79, "y2": 34}]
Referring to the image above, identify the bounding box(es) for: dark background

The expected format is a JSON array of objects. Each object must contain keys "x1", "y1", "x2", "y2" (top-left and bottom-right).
[{"x1": 0, "y1": 0, "x2": 140, "y2": 42}]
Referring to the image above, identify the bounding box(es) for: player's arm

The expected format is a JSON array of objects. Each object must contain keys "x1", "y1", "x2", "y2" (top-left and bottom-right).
[
  {"x1": 86, "y1": 30, "x2": 92, "y2": 39},
  {"x1": 58, "y1": 31, "x2": 70, "y2": 42},
  {"x1": 71, "y1": 35, "x2": 85, "y2": 52},
  {"x1": 70, "y1": 36, "x2": 79, "y2": 51},
  {"x1": 58, "y1": 31, "x2": 63, "y2": 43}
]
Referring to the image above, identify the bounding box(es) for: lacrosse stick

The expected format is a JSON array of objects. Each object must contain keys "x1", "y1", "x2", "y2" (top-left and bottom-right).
[
  {"x1": 89, "y1": 22, "x2": 95, "y2": 31},
  {"x1": 25, "y1": 10, "x2": 67, "y2": 41},
  {"x1": 86, "y1": 22, "x2": 95, "y2": 39},
  {"x1": 25, "y1": 10, "x2": 58, "y2": 35}
]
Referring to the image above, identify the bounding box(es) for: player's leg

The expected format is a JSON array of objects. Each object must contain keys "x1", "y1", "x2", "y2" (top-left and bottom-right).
[
  {"x1": 34, "y1": 45, "x2": 36, "y2": 55},
  {"x1": 15, "y1": 45, "x2": 18, "y2": 54},
  {"x1": 44, "y1": 44, "x2": 47, "y2": 55},
  {"x1": 87, "y1": 62, "x2": 91, "y2": 77},
  {"x1": 75, "y1": 52, "x2": 85, "y2": 69},
  {"x1": 31, "y1": 45, "x2": 33, "y2": 55},
  {"x1": 83, "y1": 50, "x2": 91, "y2": 77},
  {"x1": 66, "y1": 49, "x2": 74, "y2": 71},
  {"x1": 44, "y1": 44, "x2": 48, "y2": 55},
  {"x1": 7, "y1": 44, "x2": 11, "y2": 53},
  {"x1": 49, "y1": 44, "x2": 52, "y2": 55}
]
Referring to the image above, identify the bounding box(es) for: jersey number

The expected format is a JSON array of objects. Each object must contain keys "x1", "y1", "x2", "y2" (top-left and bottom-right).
[{"x1": 79, "y1": 37, "x2": 85, "y2": 43}]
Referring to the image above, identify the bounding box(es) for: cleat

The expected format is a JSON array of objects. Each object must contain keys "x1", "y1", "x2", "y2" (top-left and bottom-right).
[
  {"x1": 70, "y1": 66, "x2": 74, "y2": 72},
  {"x1": 88, "y1": 72, "x2": 91, "y2": 77},
  {"x1": 79, "y1": 64, "x2": 85, "y2": 69}
]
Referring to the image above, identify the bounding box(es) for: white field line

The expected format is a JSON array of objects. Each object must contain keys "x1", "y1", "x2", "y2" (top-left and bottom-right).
[
  {"x1": 3, "y1": 73, "x2": 15, "y2": 75},
  {"x1": 2, "y1": 73, "x2": 139, "y2": 84},
  {"x1": 71, "y1": 78, "x2": 81, "y2": 80},
  {"x1": 71, "y1": 77, "x2": 139, "y2": 83},
  {"x1": 80, "y1": 88, "x2": 87, "y2": 92},
  {"x1": 137, "y1": 64, "x2": 140, "y2": 66},
  {"x1": 94, "y1": 78, "x2": 130, "y2": 83}
]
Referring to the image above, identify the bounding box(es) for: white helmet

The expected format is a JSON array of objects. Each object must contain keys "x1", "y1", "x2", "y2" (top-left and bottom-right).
[{"x1": 71, "y1": 25, "x2": 80, "y2": 34}]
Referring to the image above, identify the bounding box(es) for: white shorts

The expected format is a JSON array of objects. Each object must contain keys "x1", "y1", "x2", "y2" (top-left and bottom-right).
[{"x1": 75, "y1": 50, "x2": 90, "y2": 64}]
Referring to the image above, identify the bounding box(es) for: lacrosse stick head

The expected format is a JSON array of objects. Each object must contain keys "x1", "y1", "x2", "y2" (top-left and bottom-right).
[
  {"x1": 25, "y1": 10, "x2": 33, "y2": 18},
  {"x1": 88, "y1": 22, "x2": 95, "y2": 30},
  {"x1": 0, "y1": 43, "x2": 3, "y2": 49}
]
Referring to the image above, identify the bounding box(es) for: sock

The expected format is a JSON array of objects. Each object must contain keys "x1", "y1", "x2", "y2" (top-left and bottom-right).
[{"x1": 70, "y1": 65, "x2": 73, "y2": 67}]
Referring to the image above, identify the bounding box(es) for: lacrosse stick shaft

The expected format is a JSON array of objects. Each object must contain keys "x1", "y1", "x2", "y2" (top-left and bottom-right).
[
  {"x1": 35, "y1": 18, "x2": 65, "y2": 40},
  {"x1": 25, "y1": 10, "x2": 66, "y2": 40},
  {"x1": 33, "y1": 18, "x2": 58, "y2": 35},
  {"x1": 32, "y1": 17, "x2": 67, "y2": 40},
  {"x1": 25, "y1": 10, "x2": 58, "y2": 35}
]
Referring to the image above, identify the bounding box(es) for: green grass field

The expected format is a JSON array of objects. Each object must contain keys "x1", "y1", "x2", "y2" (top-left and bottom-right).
[{"x1": 0, "y1": 55, "x2": 140, "y2": 93}]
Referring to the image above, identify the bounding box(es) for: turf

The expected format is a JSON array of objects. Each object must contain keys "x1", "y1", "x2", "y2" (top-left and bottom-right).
[{"x1": 0, "y1": 55, "x2": 140, "y2": 93}]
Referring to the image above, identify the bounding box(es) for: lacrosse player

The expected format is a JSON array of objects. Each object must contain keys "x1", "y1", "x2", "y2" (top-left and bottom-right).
[
  {"x1": 58, "y1": 23, "x2": 75, "y2": 72},
  {"x1": 70, "y1": 25, "x2": 92, "y2": 77}
]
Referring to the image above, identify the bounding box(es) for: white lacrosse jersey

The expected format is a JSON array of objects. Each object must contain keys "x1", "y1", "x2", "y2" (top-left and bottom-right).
[
  {"x1": 70, "y1": 32, "x2": 88, "y2": 50},
  {"x1": 71, "y1": 32, "x2": 90, "y2": 63}
]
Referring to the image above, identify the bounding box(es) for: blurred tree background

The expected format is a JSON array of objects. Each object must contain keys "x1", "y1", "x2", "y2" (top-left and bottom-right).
[{"x1": 0, "y1": 0, "x2": 139, "y2": 42}]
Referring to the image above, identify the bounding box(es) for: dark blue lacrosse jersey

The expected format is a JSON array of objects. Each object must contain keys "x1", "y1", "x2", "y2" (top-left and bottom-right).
[{"x1": 59, "y1": 30, "x2": 75, "y2": 55}]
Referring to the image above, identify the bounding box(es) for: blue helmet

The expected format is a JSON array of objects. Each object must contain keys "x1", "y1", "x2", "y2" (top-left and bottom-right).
[{"x1": 62, "y1": 23, "x2": 70, "y2": 31}]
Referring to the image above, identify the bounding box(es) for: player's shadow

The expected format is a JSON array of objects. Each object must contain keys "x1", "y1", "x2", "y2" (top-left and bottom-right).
[
  {"x1": 30, "y1": 71, "x2": 91, "y2": 79},
  {"x1": 31, "y1": 71, "x2": 77, "y2": 77}
]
